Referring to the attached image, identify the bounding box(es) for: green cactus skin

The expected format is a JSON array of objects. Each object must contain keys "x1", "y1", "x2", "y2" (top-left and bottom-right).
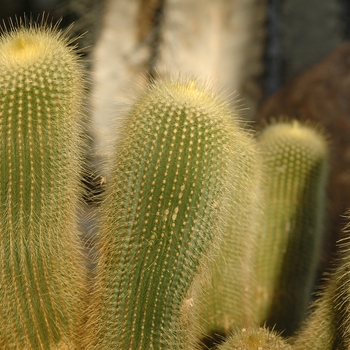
[
  {"x1": 216, "y1": 327, "x2": 292, "y2": 350},
  {"x1": 291, "y1": 278, "x2": 343, "y2": 350},
  {"x1": 328, "y1": 216, "x2": 350, "y2": 349},
  {"x1": 84, "y1": 78, "x2": 256, "y2": 349},
  {"x1": 293, "y1": 215, "x2": 350, "y2": 350},
  {"x1": 0, "y1": 22, "x2": 86, "y2": 349},
  {"x1": 255, "y1": 120, "x2": 329, "y2": 335},
  {"x1": 197, "y1": 134, "x2": 263, "y2": 336}
]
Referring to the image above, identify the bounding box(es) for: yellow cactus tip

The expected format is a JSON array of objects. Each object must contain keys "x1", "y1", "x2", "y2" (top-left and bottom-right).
[
  {"x1": 9, "y1": 34, "x2": 38, "y2": 57},
  {"x1": 13, "y1": 35, "x2": 26, "y2": 49},
  {"x1": 0, "y1": 29, "x2": 45, "y2": 66},
  {"x1": 0, "y1": 18, "x2": 78, "y2": 69}
]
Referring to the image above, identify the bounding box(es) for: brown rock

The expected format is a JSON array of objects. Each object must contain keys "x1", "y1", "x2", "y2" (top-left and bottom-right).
[{"x1": 257, "y1": 42, "x2": 350, "y2": 274}]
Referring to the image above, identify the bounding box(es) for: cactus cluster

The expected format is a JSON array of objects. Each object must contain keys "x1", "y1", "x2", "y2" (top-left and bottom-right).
[{"x1": 2, "y1": 16, "x2": 350, "y2": 350}]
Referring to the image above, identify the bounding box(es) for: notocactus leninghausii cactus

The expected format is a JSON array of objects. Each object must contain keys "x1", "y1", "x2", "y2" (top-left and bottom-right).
[
  {"x1": 321, "y1": 215, "x2": 350, "y2": 349},
  {"x1": 84, "y1": 79, "x2": 258, "y2": 349},
  {"x1": 292, "y1": 278, "x2": 342, "y2": 350},
  {"x1": 216, "y1": 327, "x2": 292, "y2": 350},
  {"x1": 197, "y1": 129, "x2": 263, "y2": 336},
  {"x1": 255, "y1": 120, "x2": 329, "y2": 335},
  {"x1": 0, "y1": 21, "x2": 86, "y2": 348}
]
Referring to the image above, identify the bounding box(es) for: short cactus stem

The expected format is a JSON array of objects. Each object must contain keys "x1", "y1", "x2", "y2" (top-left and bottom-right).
[
  {"x1": 0, "y1": 21, "x2": 87, "y2": 348},
  {"x1": 216, "y1": 327, "x2": 292, "y2": 350},
  {"x1": 255, "y1": 120, "x2": 329, "y2": 335},
  {"x1": 85, "y1": 78, "x2": 256, "y2": 349}
]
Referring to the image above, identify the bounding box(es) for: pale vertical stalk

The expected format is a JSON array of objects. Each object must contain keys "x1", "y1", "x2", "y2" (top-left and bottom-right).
[
  {"x1": 156, "y1": 0, "x2": 268, "y2": 119},
  {"x1": 90, "y1": 0, "x2": 150, "y2": 169}
]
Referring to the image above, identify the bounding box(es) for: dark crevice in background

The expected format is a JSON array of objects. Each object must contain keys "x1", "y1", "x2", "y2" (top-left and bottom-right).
[
  {"x1": 22, "y1": 0, "x2": 32, "y2": 16},
  {"x1": 0, "y1": 0, "x2": 60, "y2": 21},
  {"x1": 147, "y1": 0, "x2": 165, "y2": 80},
  {"x1": 0, "y1": 0, "x2": 107, "y2": 60},
  {"x1": 263, "y1": 0, "x2": 283, "y2": 97},
  {"x1": 263, "y1": 0, "x2": 349, "y2": 99},
  {"x1": 341, "y1": 0, "x2": 350, "y2": 40},
  {"x1": 55, "y1": 0, "x2": 107, "y2": 59},
  {"x1": 137, "y1": 0, "x2": 166, "y2": 80},
  {"x1": 199, "y1": 331, "x2": 227, "y2": 350}
]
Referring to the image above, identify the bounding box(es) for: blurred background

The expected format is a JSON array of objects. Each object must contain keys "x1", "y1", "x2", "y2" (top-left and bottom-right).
[{"x1": 0, "y1": 0, "x2": 350, "y2": 97}]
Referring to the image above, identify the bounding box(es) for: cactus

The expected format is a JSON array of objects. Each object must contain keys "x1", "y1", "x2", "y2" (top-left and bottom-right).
[
  {"x1": 293, "y1": 214, "x2": 350, "y2": 349},
  {"x1": 291, "y1": 277, "x2": 343, "y2": 349},
  {"x1": 255, "y1": 120, "x2": 329, "y2": 335},
  {"x1": 0, "y1": 20, "x2": 86, "y2": 348},
  {"x1": 83, "y1": 78, "x2": 258, "y2": 349},
  {"x1": 216, "y1": 327, "x2": 292, "y2": 350},
  {"x1": 1, "y1": 12, "x2": 349, "y2": 350},
  {"x1": 326, "y1": 215, "x2": 350, "y2": 349},
  {"x1": 197, "y1": 133, "x2": 263, "y2": 336}
]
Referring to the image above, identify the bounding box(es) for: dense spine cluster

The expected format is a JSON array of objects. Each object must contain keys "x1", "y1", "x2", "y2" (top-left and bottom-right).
[
  {"x1": 255, "y1": 120, "x2": 329, "y2": 335},
  {"x1": 217, "y1": 327, "x2": 292, "y2": 350},
  {"x1": 84, "y1": 79, "x2": 256, "y2": 349},
  {"x1": 325, "y1": 216, "x2": 350, "y2": 349},
  {"x1": 0, "y1": 23, "x2": 86, "y2": 349}
]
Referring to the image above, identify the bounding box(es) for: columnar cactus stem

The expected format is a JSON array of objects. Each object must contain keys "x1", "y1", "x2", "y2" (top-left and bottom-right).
[
  {"x1": 85, "y1": 79, "x2": 256, "y2": 349},
  {"x1": 0, "y1": 21, "x2": 86, "y2": 349},
  {"x1": 198, "y1": 133, "x2": 263, "y2": 336},
  {"x1": 255, "y1": 120, "x2": 329, "y2": 335}
]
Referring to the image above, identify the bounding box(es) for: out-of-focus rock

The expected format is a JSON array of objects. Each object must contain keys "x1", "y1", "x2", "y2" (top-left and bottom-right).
[{"x1": 257, "y1": 42, "x2": 350, "y2": 273}]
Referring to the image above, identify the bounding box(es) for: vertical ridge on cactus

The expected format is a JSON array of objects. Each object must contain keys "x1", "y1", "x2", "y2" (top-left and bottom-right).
[
  {"x1": 0, "y1": 20, "x2": 87, "y2": 349},
  {"x1": 84, "y1": 78, "x2": 256, "y2": 349},
  {"x1": 255, "y1": 120, "x2": 329, "y2": 335}
]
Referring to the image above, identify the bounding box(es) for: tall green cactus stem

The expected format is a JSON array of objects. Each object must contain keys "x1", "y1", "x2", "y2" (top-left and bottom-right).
[
  {"x1": 216, "y1": 327, "x2": 292, "y2": 350},
  {"x1": 197, "y1": 132, "x2": 262, "y2": 336},
  {"x1": 255, "y1": 120, "x2": 329, "y2": 335},
  {"x1": 0, "y1": 22, "x2": 86, "y2": 348},
  {"x1": 85, "y1": 79, "x2": 256, "y2": 349},
  {"x1": 292, "y1": 277, "x2": 343, "y2": 349}
]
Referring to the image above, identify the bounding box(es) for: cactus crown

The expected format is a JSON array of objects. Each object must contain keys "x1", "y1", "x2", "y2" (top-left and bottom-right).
[{"x1": 217, "y1": 327, "x2": 292, "y2": 350}]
